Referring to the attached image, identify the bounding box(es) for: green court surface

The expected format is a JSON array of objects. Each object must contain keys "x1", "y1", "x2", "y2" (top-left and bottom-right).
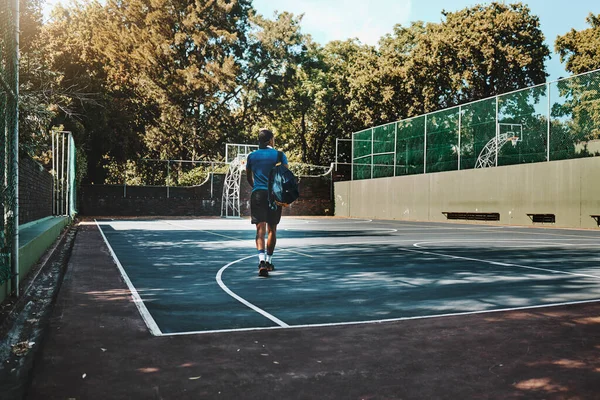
[{"x1": 96, "y1": 218, "x2": 600, "y2": 335}]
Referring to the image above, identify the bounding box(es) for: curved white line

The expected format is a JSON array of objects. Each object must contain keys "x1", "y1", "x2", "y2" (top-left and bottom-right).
[
  {"x1": 216, "y1": 256, "x2": 289, "y2": 327},
  {"x1": 95, "y1": 220, "x2": 163, "y2": 336}
]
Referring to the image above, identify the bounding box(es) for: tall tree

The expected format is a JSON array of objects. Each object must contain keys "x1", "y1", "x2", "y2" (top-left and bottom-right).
[
  {"x1": 554, "y1": 13, "x2": 600, "y2": 159},
  {"x1": 404, "y1": 2, "x2": 549, "y2": 114},
  {"x1": 93, "y1": 0, "x2": 256, "y2": 161},
  {"x1": 555, "y1": 13, "x2": 600, "y2": 74}
]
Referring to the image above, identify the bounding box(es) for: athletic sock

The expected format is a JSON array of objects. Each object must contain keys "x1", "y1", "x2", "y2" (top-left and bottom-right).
[
  {"x1": 266, "y1": 253, "x2": 273, "y2": 263},
  {"x1": 258, "y1": 250, "x2": 266, "y2": 263}
]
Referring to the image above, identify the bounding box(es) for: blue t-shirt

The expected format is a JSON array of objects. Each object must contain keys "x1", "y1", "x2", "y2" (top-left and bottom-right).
[{"x1": 246, "y1": 147, "x2": 288, "y2": 192}]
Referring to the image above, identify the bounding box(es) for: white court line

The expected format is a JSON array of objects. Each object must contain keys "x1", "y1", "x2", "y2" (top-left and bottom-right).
[
  {"x1": 403, "y1": 245, "x2": 600, "y2": 280},
  {"x1": 413, "y1": 239, "x2": 582, "y2": 248},
  {"x1": 164, "y1": 220, "x2": 314, "y2": 258},
  {"x1": 285, "y1": 228, "x2": 398, "y2": 233},
  {"x1": 159, "y1": 298, "x2": 600, "y2": 336},
  {"x1": 216, "y1": 255, "x2": 289, "y2": 328},
  {"x1": 414, "y1": 239, "x2": 600, "y2": 247},
  {"x1": 95, "y1": 220, "x2": 163, "y2": 336}
]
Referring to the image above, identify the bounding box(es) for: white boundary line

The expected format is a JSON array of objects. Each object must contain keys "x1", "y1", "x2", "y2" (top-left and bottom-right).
[
  {"x1": 216, "y1": 255, "x2": 289, "y2": 328},
  {"x1": 404, "y1": 245, "x2": 600, "y2": 280},
  {"x1": 95, "y1": 219, "x2": 163, "y2": 336},
  {"x1": 414, "y1": 239, "x2": 599, "y2": 248},
  {"x1": 159, "y1": 298, "x2": 600, "y2": 336},
  {"x1": 97, "y1": 218, "x2": 600, "y2": 336}
]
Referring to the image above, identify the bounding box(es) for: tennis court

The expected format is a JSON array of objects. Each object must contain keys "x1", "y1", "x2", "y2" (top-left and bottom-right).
[{"x1": 95, "y1": 217, "x2": 600, "y2": 335}]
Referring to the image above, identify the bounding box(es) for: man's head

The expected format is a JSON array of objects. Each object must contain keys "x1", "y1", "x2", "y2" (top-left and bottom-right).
[{"x1": 258, "y1": 128, "x2": 274, "y2": 149}]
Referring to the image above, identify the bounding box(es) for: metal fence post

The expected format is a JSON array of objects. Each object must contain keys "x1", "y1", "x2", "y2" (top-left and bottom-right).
[
  {"x1": 458, "y1": 105, "x2": 462, "y2": 170},
  {"x1": 547, "y1": 82, "x2": 551, "y2": 162},
  {"x1": 424, "y1": 115, "x2": 427, "y2": 173}
]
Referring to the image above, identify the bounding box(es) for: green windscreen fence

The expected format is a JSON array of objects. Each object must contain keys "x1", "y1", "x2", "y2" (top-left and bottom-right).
[
  {"x1": 396, "y1": 116, "x2": 425, "y2": 176},
  {"x1": 460, "y1": 98, "x2": 497, "y2": 170},
  {"x1": 426, "y1": 107, "x2": 459, "y2": 173},
  {"x1": 1, "y1": 0, "x2": 18, "y2": 286},
  {"x1": 550, "y1": 72, "x2": 600, "y2": 161},
  {"x1": 351, "y1": 68, "x2": 600, "y2": 180}
]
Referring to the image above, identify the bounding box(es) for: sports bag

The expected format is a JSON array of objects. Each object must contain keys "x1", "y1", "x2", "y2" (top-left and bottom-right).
[{"x1": 268, "y1": 151, "x2": 299, "y2": 209}]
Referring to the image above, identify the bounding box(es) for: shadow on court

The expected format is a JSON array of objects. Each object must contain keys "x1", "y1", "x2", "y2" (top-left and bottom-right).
[{"x1": 24, "y1": 222, "x2": 600, "y2": 399}]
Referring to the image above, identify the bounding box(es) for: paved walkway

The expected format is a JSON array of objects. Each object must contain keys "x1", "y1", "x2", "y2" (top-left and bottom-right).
[{"x1": 24, "y1": 222, "x2": 600, "y2": 399}]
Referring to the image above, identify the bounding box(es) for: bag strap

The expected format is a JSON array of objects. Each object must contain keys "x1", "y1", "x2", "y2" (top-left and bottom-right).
[{"x1": 267, "y1": 151, "x2": 283, "y2": 210}]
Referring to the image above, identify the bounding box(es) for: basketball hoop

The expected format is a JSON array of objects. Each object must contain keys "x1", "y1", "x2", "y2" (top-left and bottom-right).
[
  {"x1": 509, "y1": 136, "x2": 519, "y2": 147},
  {"x1": 238, "y1": 157, "x2": 247, "y2": 172}
]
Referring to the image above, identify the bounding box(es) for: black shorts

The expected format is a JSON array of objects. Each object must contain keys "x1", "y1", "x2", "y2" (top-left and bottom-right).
[{"x1": 251, "y1": 190, "x2": 282, "y2": 225}]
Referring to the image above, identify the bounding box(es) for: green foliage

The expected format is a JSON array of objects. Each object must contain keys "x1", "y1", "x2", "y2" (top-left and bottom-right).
[
  {"x1": 556, "y1": 13, "x2": 600, "y2": 75},
  {"x1": 23, "y1": 0, "x2": 595, "y2": 186}
]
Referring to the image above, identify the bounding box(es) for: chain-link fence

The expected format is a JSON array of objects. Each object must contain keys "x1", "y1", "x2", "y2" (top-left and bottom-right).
[
  {"x1": 1, "y1": 0, "x2": 18, "y2": 287},
  {"x1": 352, "y1": 68, "x2": 600, "y2": 180}
]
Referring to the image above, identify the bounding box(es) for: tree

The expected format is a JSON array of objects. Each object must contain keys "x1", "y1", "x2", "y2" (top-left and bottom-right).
[
  {"x1": 404, "y1": 2, "x2": 549, "y2": 114},
  {"x1": 555, "y1": 13, "x2": 600, "y2": 75},
  {"x1": 553, "y1": 13, "x2": 600, "y2": 159},
  {"x1": 92, "y1": 0, "x2": 257, "y2": 161}
]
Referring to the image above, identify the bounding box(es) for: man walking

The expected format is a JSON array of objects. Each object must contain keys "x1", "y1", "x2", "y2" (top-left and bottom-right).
[{"x1": 246, "y1": 129, "x2": 289, "y2": 277}]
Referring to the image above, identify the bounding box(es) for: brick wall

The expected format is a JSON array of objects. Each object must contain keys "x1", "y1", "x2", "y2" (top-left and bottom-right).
[
  {"x1": 80, "y1": 173, "x2": 334, "y2": 217},
  {"x1": 19, "y1": 156, "x2": 53, "y2": 224}
]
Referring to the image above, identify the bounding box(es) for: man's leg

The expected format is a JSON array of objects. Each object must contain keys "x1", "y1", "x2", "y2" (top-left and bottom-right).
[
  {"x1": 256, "y1": 222, "x2": 267, "y2": 253},
  {"x1": 266, "y1": 223, "x2": 277, "y2": 270},
  {"x1": 266, "y1": 223, "x2": 277, "y2": 254},
  {"x1": 256, "y1": 222, "x2": 269, "y2": 277}
]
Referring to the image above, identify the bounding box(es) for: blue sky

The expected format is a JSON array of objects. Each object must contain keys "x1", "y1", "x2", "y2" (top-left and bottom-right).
[
  {"x1": 43, "y1": 0, "x2": 597, "y2": 81},
  {"x1": 252, "y1": 0, "x2": 598, "y2": 81}
]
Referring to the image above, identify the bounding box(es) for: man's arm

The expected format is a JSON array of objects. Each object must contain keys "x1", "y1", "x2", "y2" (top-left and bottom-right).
[
  {"x1": 246, "y1": 165, "x2": 254, "y2": 187},
  {"x1": 282, "y1": 152, "x2": 289, "y2": 169}
]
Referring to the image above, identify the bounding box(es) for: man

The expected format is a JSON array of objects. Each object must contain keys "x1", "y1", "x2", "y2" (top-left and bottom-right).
[{"x1": 246, "y1": 129, "x2": 289, "y2": 277}]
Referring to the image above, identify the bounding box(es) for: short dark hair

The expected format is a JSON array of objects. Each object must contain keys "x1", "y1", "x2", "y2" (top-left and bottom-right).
[{"x1": 258, "y1": 129, "x2": 274, "y2": 148}]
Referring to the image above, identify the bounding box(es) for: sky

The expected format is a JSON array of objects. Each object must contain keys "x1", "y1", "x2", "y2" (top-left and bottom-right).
[
  {"x1": 42, "y1": 0, "x2": 598, "y2": 81},
  {"x1": 252, "y1": 0, "x2": 597, "y2": 81}
]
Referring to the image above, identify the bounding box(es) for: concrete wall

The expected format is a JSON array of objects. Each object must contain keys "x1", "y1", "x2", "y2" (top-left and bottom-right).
[
  {"x1": 335, "y1": 157, "x2": 600, "y2": 229},
  {"x1": 80, "y1": 173, "x2": 333, "y2": 217}
]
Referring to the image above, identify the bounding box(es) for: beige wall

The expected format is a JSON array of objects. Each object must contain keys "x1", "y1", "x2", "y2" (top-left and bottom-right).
[{"x1": 334, "y1": 157, "x2": 600, "y2": 229}]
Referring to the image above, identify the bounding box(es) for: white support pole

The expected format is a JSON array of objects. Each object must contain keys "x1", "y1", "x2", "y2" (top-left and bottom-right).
[
  {"x1": 335, "y1": 138, "x2": 339, "y2": 172},
  {"x1": 547, "y1": 82, "x2": 551, "y2": 162},
  {"x1": 66, "y1": 134, "x2": 71, "y2": 215},
  {"x1": 393, "y1": 123, "x2": 398, "y2": 176},
  {"x1": 370, "y1": 128, "x2": 374, "y2": 179},
  {"x1": 61, "y1": 133, "x2": 65, "y2": 215},
  {"x1": 495, "y1": 97, "x2": 499, "y2": 167},
  {"x1": 424, "y1": 115, "x2": 427, "y2": 173},
  {"x1": 458, "y1": 106, "x2": 462, "y2": 170},
  {"x1": 166, "y1": 161, "x2": 170, "y2": 198},
  {"x1": 351, "y1": 134, "x2": 354, "y2": 181},
  {"x1": 52, "y1": 132, "x2": 55, "y2": 215}
]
